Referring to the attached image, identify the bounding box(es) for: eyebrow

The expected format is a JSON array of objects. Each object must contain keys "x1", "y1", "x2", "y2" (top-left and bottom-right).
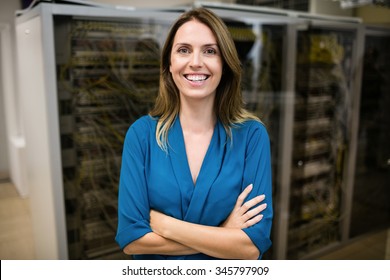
[{"x1": 173, "y1": 43, "x2": 219, "y2": 48}]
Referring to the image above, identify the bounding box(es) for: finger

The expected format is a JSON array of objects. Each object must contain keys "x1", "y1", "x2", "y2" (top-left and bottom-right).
[
  {"x1": 239, "y1": 194, "x2": 265, "y2": 215},
  {"x1": 243, "y1": 214, "x2": 264, "y2": 228},
  {"x1": 243, "y1": 203, "x2": 267, "y2": 221},
  {"x1": 234, "y1": 184, "x2": 253, "y2": 208}
]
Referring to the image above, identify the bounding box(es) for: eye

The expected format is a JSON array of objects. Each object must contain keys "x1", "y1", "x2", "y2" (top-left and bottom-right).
[
  {"x1": 177, "y1": 47, "x2": 190, "y2": 54},
  {"x1": 204, "y1": 48, "x2": 217, "y2": 55}
]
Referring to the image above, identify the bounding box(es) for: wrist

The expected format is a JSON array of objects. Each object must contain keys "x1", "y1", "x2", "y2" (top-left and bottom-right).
[{"x1": 160, "y1": 215, "x2": 176, "y2": 239}]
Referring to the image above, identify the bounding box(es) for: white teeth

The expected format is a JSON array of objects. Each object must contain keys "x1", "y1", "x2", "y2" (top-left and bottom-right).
[{"x1": 186, "y1": 75, "x2": 208, "y2": 81}]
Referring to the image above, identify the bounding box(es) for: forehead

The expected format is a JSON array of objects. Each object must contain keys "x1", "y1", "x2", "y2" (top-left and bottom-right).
[{"x1": 173, "y1": 19, "x2": 217, "y2": 44}]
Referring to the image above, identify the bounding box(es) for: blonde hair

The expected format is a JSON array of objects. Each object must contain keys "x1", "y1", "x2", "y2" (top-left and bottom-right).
[{"x1": 150, "y1": 7, "x2": 259, "y2": 151}]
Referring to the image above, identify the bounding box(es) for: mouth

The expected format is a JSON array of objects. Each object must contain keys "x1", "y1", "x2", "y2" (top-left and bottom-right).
[{"x1": 184, "y1": 74, "x2": 210, "y2": 82}]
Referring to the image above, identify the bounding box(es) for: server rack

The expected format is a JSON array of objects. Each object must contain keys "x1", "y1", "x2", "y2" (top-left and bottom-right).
[
  {"x1": 15, "y1": 2, "x2": 183, "y2": 259},
  {"x1": 196, "y1": 1, "x2": 364, "y2": 259},
  {"x1": 290, "y1": 21, "x2": 361, "y2": 259},
  {"x1": 56, "y1": 17, "x2": 172, "y2": 259},
  {"x1": 350, "y1": 26, "x2": 390, "y2": 239}
]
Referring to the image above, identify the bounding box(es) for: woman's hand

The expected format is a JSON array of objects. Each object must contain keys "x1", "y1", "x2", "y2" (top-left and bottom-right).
[
  {"x1": 148, "y1": 185, "x2": 265, "y2": 259},
  {"x1": 221, "y1": 184, "x2": 267, "y2": 229},
  {"x1": 150, "y1": 209, "x2": 172, "y2": 237},
  {"x1": 151, "y1": 184, "x2": 266, "y2": 233}
]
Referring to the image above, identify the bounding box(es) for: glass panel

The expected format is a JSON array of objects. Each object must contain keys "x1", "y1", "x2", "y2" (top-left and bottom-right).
[
  {"x1": 289, "y1": 27, "x2": 355, "y2": 259},
  {"x1": 55, "y1": 16, "x2": 173, "y2": 259},
  {"x1": 350, "y1": 32, "x2": 390, "y2": 238}
]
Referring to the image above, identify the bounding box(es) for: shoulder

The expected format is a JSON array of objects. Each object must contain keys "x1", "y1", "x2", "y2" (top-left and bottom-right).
[
  {"x1": 124, "y1": 115, "x2": 157, "y2": 144},
  {"x1": 232, "y1": 120, "x2": 271, "y2": 157},
  {"x1": 130, "y1": 115, "x2": 157, "y2": 130},
  {"x1": 233, "y1": 120, "x2": 269, "y2": 140}
]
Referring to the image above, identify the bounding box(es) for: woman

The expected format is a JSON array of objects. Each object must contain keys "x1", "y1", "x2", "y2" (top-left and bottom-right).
[{"x1": 115, "y1": 7, "x2": 273, "y2": 260}]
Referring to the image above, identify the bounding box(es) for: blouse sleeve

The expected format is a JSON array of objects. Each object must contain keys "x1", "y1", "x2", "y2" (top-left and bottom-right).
[
  {"x1": 241, "y1": 122, "x2": 273, "y2": 259},
  {"x1": 115, "y1": 118, "x2": 152, "y2": 249}
]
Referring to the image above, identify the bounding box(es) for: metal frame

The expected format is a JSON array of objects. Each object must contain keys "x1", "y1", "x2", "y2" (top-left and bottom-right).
[{"x1": 339, "y1": 22, "x2": 365, "y2": 244}]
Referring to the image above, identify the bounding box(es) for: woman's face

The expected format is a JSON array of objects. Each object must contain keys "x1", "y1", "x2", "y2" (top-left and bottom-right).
[{"x1": 169, "y1": 19, "x2": 223, "y2": 103}]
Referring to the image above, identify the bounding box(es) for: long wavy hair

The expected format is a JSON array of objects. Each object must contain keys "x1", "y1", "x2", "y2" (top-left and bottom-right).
[{"x1": 150, "y1": 7, "x2": 259, "y2": 151}]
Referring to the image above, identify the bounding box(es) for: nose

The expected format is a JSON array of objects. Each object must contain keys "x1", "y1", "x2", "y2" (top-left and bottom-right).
[{"x1": 190, "y1": 51, "x2": 203, "y2": 68}]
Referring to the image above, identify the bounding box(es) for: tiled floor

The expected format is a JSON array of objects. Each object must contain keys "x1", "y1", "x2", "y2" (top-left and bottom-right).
[
  {"x1": 0, "y1": 181, "x2": 35, "y2": 259},
  {"x1": 0, "y1": 180, "x2": 389, "y2": 260},
  {"x1": 316, "y1": 229, "x2": 389, "y2": 260}
]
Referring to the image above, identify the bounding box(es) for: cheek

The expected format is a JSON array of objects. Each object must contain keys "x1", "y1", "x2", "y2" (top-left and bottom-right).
[
  {"x1": 213, "y1": 60, "x2": 223, "y2": 78},
  {"x1": 169, "y1": 58, "x2": 179, "y2": 74},
  {"x1": 214, "y1": 66, "x2": 223, "y2": 83}
]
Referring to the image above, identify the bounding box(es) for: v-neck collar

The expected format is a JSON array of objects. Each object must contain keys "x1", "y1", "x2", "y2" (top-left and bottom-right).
[{"x1": 168, "y1": 116, "x2": 228, "y2": 222}]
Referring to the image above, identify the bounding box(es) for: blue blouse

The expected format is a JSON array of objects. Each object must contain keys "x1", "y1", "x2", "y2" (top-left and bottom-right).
[{"x1": 115, "y1": 115, "x2": 273, "y2": 260}]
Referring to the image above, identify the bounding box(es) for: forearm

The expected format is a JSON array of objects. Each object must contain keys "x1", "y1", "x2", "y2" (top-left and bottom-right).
[
  {"x1": 155, "y1": 217, "x2": 259, "y2": 260},
  {"x1": 123, "y1": 232, "x2": 198, "y2": 256}
]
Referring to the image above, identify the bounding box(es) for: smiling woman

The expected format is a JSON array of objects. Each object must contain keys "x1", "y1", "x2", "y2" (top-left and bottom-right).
[{"x1": 115, "y1": 7, "x2": 273, "y2": 260}]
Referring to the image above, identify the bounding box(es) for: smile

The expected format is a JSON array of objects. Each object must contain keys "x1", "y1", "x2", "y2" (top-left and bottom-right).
[{"x1": 184, "y1": 74, "x2": 209, "y2": 82}]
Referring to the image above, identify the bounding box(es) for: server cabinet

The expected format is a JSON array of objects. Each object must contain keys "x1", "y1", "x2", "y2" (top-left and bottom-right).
[
  {"x1": 289, "y1": 21, "x2": 361, "y2": 259},
  {"x1": 56, "y1": 17, "x2": 174, "y2": 259},
  {"x1": 16, "y1": 2, "x2": 182, "y2": 259},
  {"x1": 350, "y1": 26, "x2": 390, "y2": 238}
]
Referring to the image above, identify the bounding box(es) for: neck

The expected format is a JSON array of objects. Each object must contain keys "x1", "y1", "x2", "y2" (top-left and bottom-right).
[{"x1": 179, "y1": 98, "x2": 216, "y2": 134}]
